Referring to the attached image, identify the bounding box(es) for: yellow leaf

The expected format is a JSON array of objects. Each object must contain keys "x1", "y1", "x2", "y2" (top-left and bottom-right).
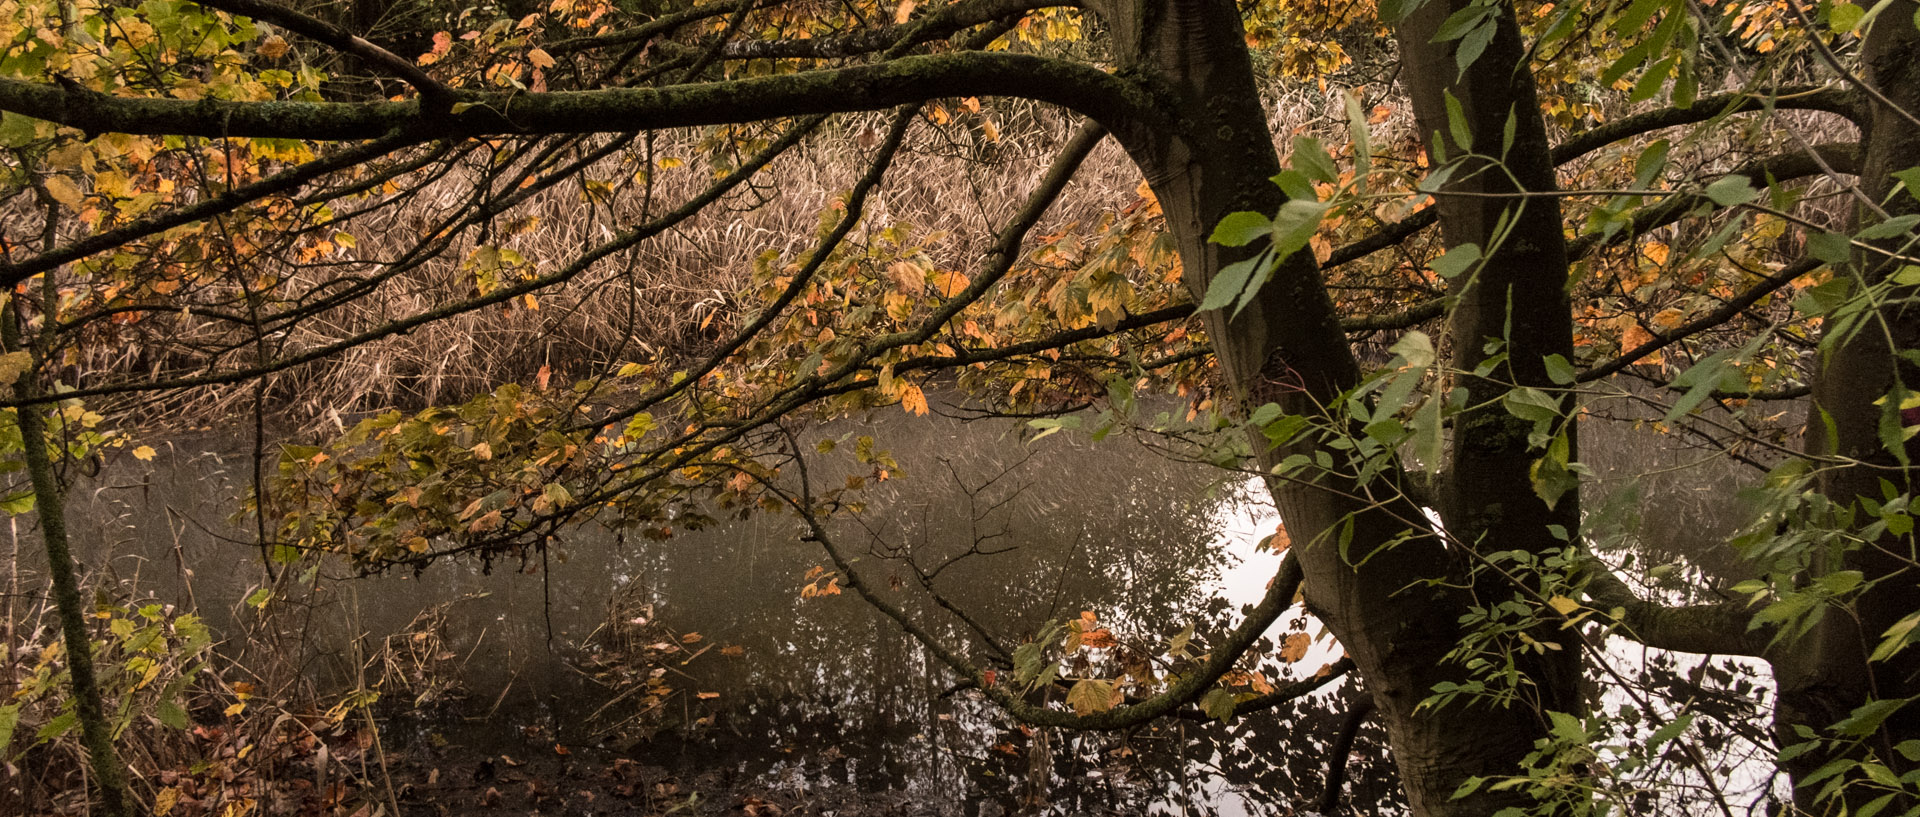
[
  {"x1": 155, "y1": 787, "x2": 181, "y2": 817},
  {"x1": 42, "y1": 176, "x2": 84, "y2": 209},
  {"x1": 900, "y1": 382, "x2": 929, "y2": 416},
  {"x1": 0, "y1": 351, "x2": 32, "y2": 384},
  {"x1": 223, "y1": 702, "x2": 246, "y2": 717},
  {"x1": 1065, "y1": 678, "x2": 1115, "y2": 715},
  {"x1": 132, "y1": 445, "x2": 156, "y2": 461},
  {"x1": 1547, "y1": 596, "x2": 1580, "y2": 615}
]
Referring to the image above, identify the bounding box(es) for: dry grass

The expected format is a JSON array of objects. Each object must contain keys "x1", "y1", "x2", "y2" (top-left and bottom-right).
[{"x1": 70, "y1": 102, "x2": 1147, "y2": 431}]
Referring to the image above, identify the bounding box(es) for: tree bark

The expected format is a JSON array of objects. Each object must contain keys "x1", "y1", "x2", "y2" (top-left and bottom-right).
[
  {"x1": 2, "y1": 301, "x2": 132, "y2": 817},
  {"x1": 1779, "y1": 2, "x2": 1920, "y2": 807}
]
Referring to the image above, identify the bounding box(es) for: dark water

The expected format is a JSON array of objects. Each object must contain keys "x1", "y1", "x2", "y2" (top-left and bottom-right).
[{"x1": 48, "y1": 411, "x2": 1403, "y2": 816}]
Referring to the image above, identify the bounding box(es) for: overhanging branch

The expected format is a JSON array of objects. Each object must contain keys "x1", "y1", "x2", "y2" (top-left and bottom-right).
[
  {"x1": 1582, "y1": 559, "x2": 1772, "y2": 657},
  {"x1": 0, "y1": 52, "x2": 1152, "y2": 141}
]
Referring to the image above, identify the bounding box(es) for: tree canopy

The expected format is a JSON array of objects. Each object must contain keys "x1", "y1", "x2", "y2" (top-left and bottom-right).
[{"x1": 0, "y1": 0, "x2": 1917, "y2": 814}]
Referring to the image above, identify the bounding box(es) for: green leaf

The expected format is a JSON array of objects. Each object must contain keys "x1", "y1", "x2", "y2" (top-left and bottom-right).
[
  {"x1": 1210, "y1": 211, "x2": 1272, "y2": 247},
  {"x1": 1873, "y1": 611, "x2": 1920, "y2": 662},
  {"x1": 1167, "y1": 623, "x2": 1194, "y2": 656},
  {"x1": 1673, "y1": 60, "x2": 1698, "y2": 108},
  {"x1": 1271, "y1": 169, "x2": 1316, "y2": 202},
  {"x1": 1855, "y1": 792, "x2": 1897, "y2": 817},
  {"x1": 1200, "y1": 687, "x2": 1238, "y2": 721},
  {"x1": 1414, "y1": 393, "x2": 1444, "y2": 471},
  {"x1": 1433, "y1": 4, "x2": 1490, "y2": 40},
  {"x1": 38, "y1": 711, "x2": 75, "y2": 742},
  {"x1": 1833, "y1": 698, "x2": 1911, "y2": 737},
  {"x1": 1601, "y1": 40, "x2": 1654, "y2": 87},
  {"x1": 1443, "y1": 90, "x2": 1473, "y2": 152},
  {"x1": 1614, "y1": 0, "x2": 1669, "y2": 34},
  {"x1": 1377, "y1": 0, "x2": 1421, "y2": 21},
  {"x1": 1704, "y1": 175, "x2": 1758, "y2": 207},
  {"x1": 1344, "y1": 92, "x2": 1372, "y2": 185},
  {"x1": 0, "y1": 703, "x2": 18, "y2": 749},
  {"x1": 1543, "y1": 354, "x2": 1576, "y2": 386},
  {"x1": 1891, "y1": 167, "x2": 1920, "y2": 202},
  {"x1": 1894, "y1": 739, "x2": 1920, "y2": 762},
  {"x1": 156, "y1": 700, "x2": 191, "y2": 730},
  {"x1": 1806, "y1": 232, "x2": 1853, "y2": 265},
  {"x1": 1664, "y1": 351, "x2": 1738, "y2": 422},
  {"x1": 1829, "y1": 2, "x2": 1865, "y2": 31},
  {"x1": 0, "y1": 113, "x2": 40, "y2": 148},
  {"x1": 1455, "y1": 21, "x2": 1495, "y2": 75},
  {"x1": 1452, "y1": 776, "x2": 1486, "y2": 800},
  {"x1": 1648, "y1": 713, "x2": 1695, "y2": 748},
  {"x1": 1291, "y1": 136, "x2": 1338, "y2": 185},
  {"x1": 1855, "y1": 214, "x2": 1920, "y2": 240},
  {"x1": 1265, "y1": 199, "x2": 1330, "y2": 270},
  {"x1": 1430, "y1": 243, "x2": 1482, "y2": 279},
  {"x1": 1503, "y1": 387, "x2": 1562, "y2": 423},
  {"x1": 1630, "y1": 54, "x2": 1675, "y2": 103},
  {"x1": 1391, "y1": 331, "x2": 1436, "y2": 369},
  {"x1": 1197, "y1": 253, "x2": 1264, "y2": 313}
]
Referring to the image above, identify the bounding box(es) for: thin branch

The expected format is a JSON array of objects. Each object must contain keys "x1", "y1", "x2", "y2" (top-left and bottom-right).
[
  {"x1": 0, "y1": 131, "x2": 426, "y2": 290},
  {"x1": 1577, "y1": 256, "x2": 1823, "y2": 382},
  {"x1": 1565, "y1": 143, "x2": 1859, "y2": 263},
  {"x1": 191, "y1": 0, "x2": 452, "y2": 103},
  {"x1": 1318, "y1": 87, "x2": 1854, "y2": 276},
  {"x1": 0, "y1": 116, "x2": 825, "y2": 408}
]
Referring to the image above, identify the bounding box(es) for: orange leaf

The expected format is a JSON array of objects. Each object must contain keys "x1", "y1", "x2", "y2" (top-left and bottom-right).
[{"x1": 1280, "y1": 633, "x2": 1312, "y2": 663}]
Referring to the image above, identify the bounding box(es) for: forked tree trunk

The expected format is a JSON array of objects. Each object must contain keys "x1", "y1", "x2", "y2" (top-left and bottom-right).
[
  {"x1": 1089, "y1": 0, "x2": 1583, "y2": 812},
  {"x1": 1780, "y1": 2, "x2": 1920, "y2": 808}
]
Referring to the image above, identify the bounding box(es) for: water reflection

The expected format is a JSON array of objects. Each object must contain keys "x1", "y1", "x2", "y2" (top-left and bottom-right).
[{"x1": 50, "y1": 413, "x2": 1403, "y2": 815}]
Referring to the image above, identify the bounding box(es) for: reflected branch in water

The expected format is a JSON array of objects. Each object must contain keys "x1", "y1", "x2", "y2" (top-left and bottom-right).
[
  {"x1": 752, "y1": 424, "x2": 1322, "y2": 732},
  {"x1": 1316, "y1": 696, "x2": 1375, "y2": 815}
]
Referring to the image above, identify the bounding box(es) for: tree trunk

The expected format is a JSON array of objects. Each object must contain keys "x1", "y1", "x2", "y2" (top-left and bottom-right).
[
  {"x1": 1089, "y1": 0, "x2": 1583, "y2": 812},
  {"x1": 2, "y1": 301, "x2": 132, "y2": 817},
  {"x1": 1779, "y1": 2, "x2": 1920, "y2": 807}
]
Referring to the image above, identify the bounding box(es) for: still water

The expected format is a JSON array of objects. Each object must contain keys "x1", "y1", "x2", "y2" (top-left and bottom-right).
[{"x1": 61, "y1": 411, "x2": 1401, "y2": 816}]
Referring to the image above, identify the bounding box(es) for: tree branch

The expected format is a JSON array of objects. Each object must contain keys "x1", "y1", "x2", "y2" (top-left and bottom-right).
[
  {"x1": 0, "y1": 131, "x2": 426, "y2": 291},
  {"x1": 1581, "y1": 559, "x2": 1772, "y2": 657},
  {"x1": 708, "y1": 0, "x2": 1073, "y2": 60},
  {"x1": 0, "y1": 117, "x2": 823, "y2": 408},
  {"x1": 0, "y1": 52, "x2": 1152, "y2": 141},
  {"x1": 1316, "y1": 696, "x2": 1374, "y2": 815},
  {"x1": 1565, "y1": 142, "x2": 1859, "y2": 263},
  {"x1": 1577, "y1": 256, "x2": 1823, "y2": 382},
  {"x1": 1318, "y1": 87, "x2": 1854, "y2": 277},
  {"x1": 192, "y1": 0, "x2": 452, "y2": 102}
]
